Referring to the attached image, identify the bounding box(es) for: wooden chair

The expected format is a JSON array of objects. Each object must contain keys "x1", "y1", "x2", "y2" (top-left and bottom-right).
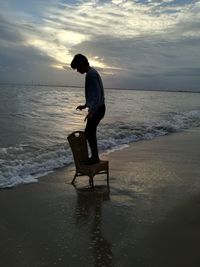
[{"x1": 67, "y1": 131, "x2": 109, "y2": 187}]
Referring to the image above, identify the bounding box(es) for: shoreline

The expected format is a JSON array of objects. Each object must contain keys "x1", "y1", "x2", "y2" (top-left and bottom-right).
[
  {"x1": 1, "y1": 128, "x2": 200, "y2": 266},
  {"x1": 0, "y1": 126, "x2": 196, "y2": 190}
]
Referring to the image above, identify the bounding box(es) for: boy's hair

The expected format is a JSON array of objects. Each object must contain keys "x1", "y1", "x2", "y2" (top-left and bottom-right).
[{"x1": 70, "y1": 54, "x2": 89, "y2": 69}]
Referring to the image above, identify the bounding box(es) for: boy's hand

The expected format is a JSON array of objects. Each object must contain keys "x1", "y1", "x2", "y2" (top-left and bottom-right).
[
  {"x1": 84, "y1": 110, "x2": 93, "y2": 121},
  {"x1": 76, "y1": 104, "x2": 86, "y2": 111}
]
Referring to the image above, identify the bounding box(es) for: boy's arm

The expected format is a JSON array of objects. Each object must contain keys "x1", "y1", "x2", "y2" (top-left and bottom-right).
[{"x1": 86, "y1": 74, "x2": 101, "y2": 113}]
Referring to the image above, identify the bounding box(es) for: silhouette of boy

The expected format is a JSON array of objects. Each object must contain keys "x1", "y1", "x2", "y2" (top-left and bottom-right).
[{"x1": 71, "y1": 54, "x2": 105, "y2": 164}]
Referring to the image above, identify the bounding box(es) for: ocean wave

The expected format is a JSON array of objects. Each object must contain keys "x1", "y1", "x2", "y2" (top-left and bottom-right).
[
  {"x1": 98, "y1": 109, "x2": 200, "y2": 150},
  {"x1": 0, "y1": 109, "x2": 200, "y2": 188},
  {"x1": 0, "y1": 145, "x2": 72, "y2": 188}
]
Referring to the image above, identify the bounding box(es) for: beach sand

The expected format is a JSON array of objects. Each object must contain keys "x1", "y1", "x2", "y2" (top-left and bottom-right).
[{"x1": 1, "y1": 128, "x2": 200, "y2": 267}]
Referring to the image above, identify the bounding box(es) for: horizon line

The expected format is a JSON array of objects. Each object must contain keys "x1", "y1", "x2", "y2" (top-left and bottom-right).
[{"x1": 0, "y1": 81, "x2": 199, "y2": 93}]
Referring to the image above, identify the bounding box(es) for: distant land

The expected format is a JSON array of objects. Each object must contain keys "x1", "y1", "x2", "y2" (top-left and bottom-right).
[{"x1": 0, "y1": 81, "x2": 199, "y2": 93}]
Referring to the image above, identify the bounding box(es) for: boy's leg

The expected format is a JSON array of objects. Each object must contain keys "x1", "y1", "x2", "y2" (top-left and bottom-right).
[
  {"x1": 85, "y1": 117, "x2": 99, "y2": 161},
  {"x1": 85, "y1": 105, "x2": 105, "y2": 162}
]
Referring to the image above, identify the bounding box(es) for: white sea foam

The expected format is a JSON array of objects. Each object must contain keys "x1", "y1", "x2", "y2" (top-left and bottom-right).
[
  {"x1": 1, "y1": 109, "x2": 200, "y2": 189},
  {"x1": 0, "y1": 146, "x2": 73, "y2": 188}
]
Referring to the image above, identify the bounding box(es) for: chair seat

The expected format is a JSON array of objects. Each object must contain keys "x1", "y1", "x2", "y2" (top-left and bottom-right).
[{"x1": 77, "y1": 160, "x2": 109, "y2": 176}]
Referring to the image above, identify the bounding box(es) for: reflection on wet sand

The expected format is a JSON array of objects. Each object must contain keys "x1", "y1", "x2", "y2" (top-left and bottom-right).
[{"x1": 74, "y1": 185, "x2": 113, "y2": 267}]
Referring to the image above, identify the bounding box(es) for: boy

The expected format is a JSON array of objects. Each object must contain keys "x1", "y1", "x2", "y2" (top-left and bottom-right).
[{"x1": 70, "y1": 54, "x2": 105, "y2": 164}]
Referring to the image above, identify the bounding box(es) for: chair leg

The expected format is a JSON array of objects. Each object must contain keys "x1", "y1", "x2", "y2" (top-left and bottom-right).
[
  {"x1": 107, "y1": 169, "x2": 109, "y2": 183},
  {"x1": 89, "y1": 176, "x2": 94, "y2": 187},
  {"x1": 71, "y1": 172, "x2": 77, "y2": 184},
  {"x1": 106, "y1": 170, "x2": 110, "y2": 191}
]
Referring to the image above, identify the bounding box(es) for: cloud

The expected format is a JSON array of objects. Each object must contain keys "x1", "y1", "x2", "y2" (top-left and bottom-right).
[
  {"x1": 42, "y1": 0, "x2": 200, "y2": 62},
  {"x1": 165, "y1": 67, "x2": 200, "y2": 77},
  {"x1": 0, "y1": 16, "x2": 24, "y2": 43},
  {"x1": 0, "y1": 0, "x2": 200, "y2": 90}
]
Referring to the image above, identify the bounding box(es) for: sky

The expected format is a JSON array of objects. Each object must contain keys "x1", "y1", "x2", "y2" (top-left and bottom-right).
[{"x1": 0, "y1": 0, "x2": 200, "y2": 90}]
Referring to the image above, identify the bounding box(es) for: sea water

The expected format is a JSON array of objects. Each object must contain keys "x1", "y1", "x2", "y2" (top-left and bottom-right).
[{"x1": 0, "y1": 84, "x2": 200, "y2": 188}]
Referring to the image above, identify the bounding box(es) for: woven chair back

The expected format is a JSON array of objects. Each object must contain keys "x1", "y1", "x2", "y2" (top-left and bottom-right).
[{"x1": 67, "y1": 131, "x2": 89, "y2": 166}]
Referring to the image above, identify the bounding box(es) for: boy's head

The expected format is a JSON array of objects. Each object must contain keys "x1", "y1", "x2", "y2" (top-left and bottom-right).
[{"x1": 70, "y1": 54, "x2": 89, "y2": 74}]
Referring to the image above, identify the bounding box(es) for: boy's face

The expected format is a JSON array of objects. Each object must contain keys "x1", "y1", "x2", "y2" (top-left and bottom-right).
[{"x1": 76, "y1": 62, "x2": 87, "y2": 74}]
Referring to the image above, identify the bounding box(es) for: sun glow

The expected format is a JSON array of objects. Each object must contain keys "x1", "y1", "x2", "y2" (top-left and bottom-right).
[
  {"x1": 90, "y1": 58, "x2": 106, "y2": 69},
  {"x1": 26, "y1": 38, "x2": 68, "y2": 64},
  {"x1": 24, "y1": 24, "x2": 88, "y2": 68}
]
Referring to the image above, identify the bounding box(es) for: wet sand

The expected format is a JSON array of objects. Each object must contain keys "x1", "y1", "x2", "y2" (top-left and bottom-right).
[{"x1": 1, "y1": 128, "x2": 200, "y2": 267}]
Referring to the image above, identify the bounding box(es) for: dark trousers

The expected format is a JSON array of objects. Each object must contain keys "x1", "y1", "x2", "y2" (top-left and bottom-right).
[{"x1": 85, "y1": 104, "x2": 105, "y2": 160}]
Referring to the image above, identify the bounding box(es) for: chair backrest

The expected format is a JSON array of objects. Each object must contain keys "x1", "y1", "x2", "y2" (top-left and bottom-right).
[{"x1": 67, "y1": 131, "x2": 89, "y2": 166}]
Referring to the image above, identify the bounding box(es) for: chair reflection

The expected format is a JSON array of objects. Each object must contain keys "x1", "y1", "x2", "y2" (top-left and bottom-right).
[{"x1": 74, "y1": 185, "x2": 113, "y2": 267}]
